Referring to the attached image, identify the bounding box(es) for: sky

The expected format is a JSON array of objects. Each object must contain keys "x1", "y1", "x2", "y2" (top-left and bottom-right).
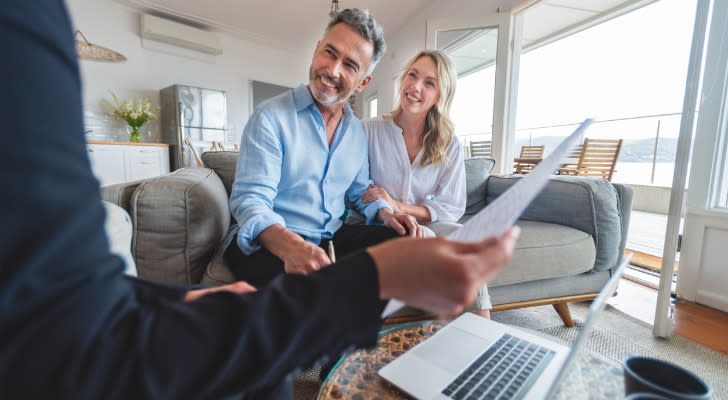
[{"x1": 449, "y1": 0, "x2": 698, "y2": 142}]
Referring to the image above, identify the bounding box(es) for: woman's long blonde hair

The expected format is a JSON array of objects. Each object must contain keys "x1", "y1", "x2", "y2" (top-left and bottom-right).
[{"x1": 392, "y1": 50, "x2": 457, "y2": 167}]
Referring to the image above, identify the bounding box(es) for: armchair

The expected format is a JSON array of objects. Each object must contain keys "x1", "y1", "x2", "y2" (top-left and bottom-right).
[{"x1": 558, "y1": 138, "x2": 623, "y2": 181}]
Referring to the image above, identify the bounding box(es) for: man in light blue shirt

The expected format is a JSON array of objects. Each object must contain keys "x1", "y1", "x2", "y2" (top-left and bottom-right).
[{"x1": 225, "y1": 9, "x2": 422, "y2": 287}]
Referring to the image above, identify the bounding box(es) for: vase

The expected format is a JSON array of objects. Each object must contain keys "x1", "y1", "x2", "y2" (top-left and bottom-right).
[{"x1": 128, "y1": 126, "x2": 142, "y2": 143}]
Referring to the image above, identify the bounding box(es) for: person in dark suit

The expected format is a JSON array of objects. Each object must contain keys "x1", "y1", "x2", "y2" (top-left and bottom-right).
[{"x1": 0, "y1": 1, "x2": 519, "y2": 399}]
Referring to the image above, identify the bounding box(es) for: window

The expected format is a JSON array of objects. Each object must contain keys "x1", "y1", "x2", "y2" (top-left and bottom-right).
[
  {"x1": 367, "y1": 96, "x2": 378, "y2": 118},
  {"x1": 717, "y1": 147, "x2": 728, "y2": 208},
  {"x1": 515, "y1": 0, "x2": 696, "y2": 187},
  {"x1": 711, "y1": 69, "x2": 728, "y2": 208},
  {"x1": 426, "y1": 14, "x2": 511, "y2": 169}
]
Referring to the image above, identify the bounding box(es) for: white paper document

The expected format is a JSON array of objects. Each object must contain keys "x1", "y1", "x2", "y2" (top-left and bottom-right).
[
  {"x1": 446, "y1": 118, "x2": 593, "y2": 243},
  {"x1": 381, "y1": 119, "x2": 593, "y2": 318}
]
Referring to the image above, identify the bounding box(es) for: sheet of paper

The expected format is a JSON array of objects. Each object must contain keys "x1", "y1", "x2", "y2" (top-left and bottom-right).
[
  {"x1": 381, "y1": 299, "x2": 405, "y2": 318},
  {"x1": 447, "y1": 118, "x2": 593, "y2": 243}
]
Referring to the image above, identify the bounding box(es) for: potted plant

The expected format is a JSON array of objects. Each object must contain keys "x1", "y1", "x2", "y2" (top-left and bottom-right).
[{"x1": 110, "y1": 92, "x2": 159, "y2": 143}]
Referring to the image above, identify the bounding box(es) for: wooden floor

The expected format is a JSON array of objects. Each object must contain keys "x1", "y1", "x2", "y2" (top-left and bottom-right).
[
  {"x1": 674, "y1": 299, "x2": 728, "y2": 356},
  {"x1": 622, "y1": 212, "x2": 728, "y2": 354},
  {"x1": 610, "y1": 278, "x2": 728, "y2": 356}
]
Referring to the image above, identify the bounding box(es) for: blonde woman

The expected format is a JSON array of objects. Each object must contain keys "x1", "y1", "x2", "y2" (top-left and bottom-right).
[{"x1": 360, "y1": 50, "x2": 492, "y2": 317}]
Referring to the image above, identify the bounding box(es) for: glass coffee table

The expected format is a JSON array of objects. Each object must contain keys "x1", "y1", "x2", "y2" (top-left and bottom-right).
[{"x1": 318, "y1": 320, "x2": 624, "y2": 399}]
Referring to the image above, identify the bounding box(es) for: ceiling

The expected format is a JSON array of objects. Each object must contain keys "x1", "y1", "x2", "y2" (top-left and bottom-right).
[
  {"x1": 117, "y1": 0, "x2": 653, "y2": 59},
  {"x1": 117, "y1": 0, "x2": 435, "y2": 51},
  {"x1": 440, "y1": 0, "x2": 656, "y2": 77}
]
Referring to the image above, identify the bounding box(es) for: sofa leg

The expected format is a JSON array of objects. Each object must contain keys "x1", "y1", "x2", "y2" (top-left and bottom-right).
[{"x1": 553, "y1": 302, "x2": 574, "y2": 327}]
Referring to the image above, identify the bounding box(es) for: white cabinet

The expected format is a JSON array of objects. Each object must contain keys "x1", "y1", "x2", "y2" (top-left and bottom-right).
[{"x1": 87, "y1": 142, "x2": 170, "y2": 187}]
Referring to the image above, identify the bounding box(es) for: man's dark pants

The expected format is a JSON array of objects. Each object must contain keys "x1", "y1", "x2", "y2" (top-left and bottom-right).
[{"x1": 224, "y1": 224, "x2": 400, "y2": 287}]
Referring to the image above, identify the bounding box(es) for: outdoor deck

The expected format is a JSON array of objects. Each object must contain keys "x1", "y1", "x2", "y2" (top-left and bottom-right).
[{"x1": 625, "y1": 210, "x2": 682, "y2": 272}]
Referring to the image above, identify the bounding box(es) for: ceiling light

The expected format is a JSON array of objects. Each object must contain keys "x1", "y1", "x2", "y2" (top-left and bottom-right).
[{"x1": 329, "y1": 0, "x2": 340, "y2": 18}]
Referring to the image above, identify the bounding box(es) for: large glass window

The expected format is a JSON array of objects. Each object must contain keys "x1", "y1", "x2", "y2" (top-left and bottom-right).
[
  {"x1": 367, "y1": 96, "x2": 378, "y2": 119},
  {"x1": 712, "y1": 86, "x2": 728, "y2": 208},
  {"x1": 450, "y1": 65, "x2": 496, "y2": 150},
  {"x1": 427, "y1": 13, "x2": 511, "y2": 164},
  {"x1": 515, "y1": 0, "x2": 696, "y2": 187},
  {"x1": 437, "y1": 27, "x2": 497, "y2": 156}
]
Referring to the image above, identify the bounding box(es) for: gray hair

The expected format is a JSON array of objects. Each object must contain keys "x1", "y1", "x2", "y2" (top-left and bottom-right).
[{"x1": 326, "y1": 8, "x2": 386, "y2": 73}]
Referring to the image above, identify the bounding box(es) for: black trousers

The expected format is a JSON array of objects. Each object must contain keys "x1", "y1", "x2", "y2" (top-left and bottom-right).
[{"x1": 225, "y1": 223, "x2": 400, "y2": 287}]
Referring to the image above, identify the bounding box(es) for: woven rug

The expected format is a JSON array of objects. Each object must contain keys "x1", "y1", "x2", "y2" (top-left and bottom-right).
[
  {"x1": 493, "y1": 302, "x2": 728, "y2": 400},
  {"x1": 294, "y1": 302, "x2": 728, "y2": 399}
]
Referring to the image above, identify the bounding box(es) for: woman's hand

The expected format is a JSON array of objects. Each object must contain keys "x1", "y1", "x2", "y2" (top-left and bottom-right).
[
  {"x1": 377, "y1": 208, "x2": 424, "y2": 237},
  {"x1": 362, "y1": 184, "x2": 400, "y2": 213}
]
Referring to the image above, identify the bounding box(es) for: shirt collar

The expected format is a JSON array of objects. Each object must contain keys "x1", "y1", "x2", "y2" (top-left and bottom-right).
[{"x1": 293, "y1": 84, "x2": 314, "y2": 112}]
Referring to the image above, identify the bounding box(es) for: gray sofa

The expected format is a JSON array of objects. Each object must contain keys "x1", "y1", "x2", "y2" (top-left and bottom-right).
[{"x1": 102, "y1": 152, "x2": 632, "y2": 326}]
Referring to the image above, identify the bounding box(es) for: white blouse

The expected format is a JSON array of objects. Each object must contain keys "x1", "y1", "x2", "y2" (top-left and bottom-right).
[{"x1": 363, "y1": 116, "x2": 466, "y2": 223}]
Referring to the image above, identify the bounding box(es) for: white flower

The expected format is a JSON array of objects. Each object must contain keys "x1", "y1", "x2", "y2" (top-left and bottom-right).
[{"x1": 110, "y1": 91, "x2": 159, "y2": 128}]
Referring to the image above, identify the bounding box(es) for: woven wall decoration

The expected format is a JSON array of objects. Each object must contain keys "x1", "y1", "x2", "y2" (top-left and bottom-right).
[{"x1": 75, "y1": 30, "x2": 127, "y2": 62}]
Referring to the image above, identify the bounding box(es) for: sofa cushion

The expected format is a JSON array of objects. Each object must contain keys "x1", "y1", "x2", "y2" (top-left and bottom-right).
[
  {"x1": 130, "y1": 168, "x2": 230, "y2": 285},
  {"x1": 464, "y1": 157, "x2": 495, "y2": 215},
  {"x1": 489, "y1": 220, "x2": 596, "y2": 286},
  {"x1": 201, "y1": 151, "x2": 239, "y2": 196},
  {"x1": 101, "y1": 180, "x2": 143, "y2": 212},
  {"x1": 201, "y1": 225, "x2": 238, "y2": 286},
  {"x1": 103, "y1": 201, "x2": 136, "y2": 277},
  {"x1": 486, "y1": 175, "x2": 622, "y2": 273}
]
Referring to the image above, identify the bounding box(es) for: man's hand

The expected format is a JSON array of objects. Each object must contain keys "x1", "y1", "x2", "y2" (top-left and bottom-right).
[
  {"x1": 377, "y1": 208, "x2": 423, "y2": 238},
  {"x1": 258, "y1": 225, "x2": 332, "y2": 275},
  {"x1": 369, "y1": 226, "x2": 520, "y2": 315},
  {"x1": 280, "y1": 240, "x2": 332, "y2": 274},
  {"x1": 362, "y1": 184, "x2": 400, "y2": 212},
  {"x1": 184, "y1": 281, "x2": 257, "y2": 302}
]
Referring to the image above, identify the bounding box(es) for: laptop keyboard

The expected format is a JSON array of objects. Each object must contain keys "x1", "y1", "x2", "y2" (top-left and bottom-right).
[{"x1": 442, "y1": 334, "x2": 555, "y2": 400}]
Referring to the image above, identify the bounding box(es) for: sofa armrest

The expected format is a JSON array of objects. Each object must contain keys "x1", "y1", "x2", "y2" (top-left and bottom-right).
[
  {"x1": 611, "y1": 182, "x2": 634, "y2": 265},
  {"x1": 102, "y1": 168, "x2": 231, "y2": 286},
  {"x1": 486, "y1": 175, "x2": 632, "y2": 272},
  {"x1": 100, "y1": 180, "x2": 144, "y2": 214}
]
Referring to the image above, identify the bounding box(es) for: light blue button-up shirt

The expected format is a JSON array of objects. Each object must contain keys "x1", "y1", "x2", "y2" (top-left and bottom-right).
[{"x1": 231, "y1": 84, "x2": 391, "y2": 254}]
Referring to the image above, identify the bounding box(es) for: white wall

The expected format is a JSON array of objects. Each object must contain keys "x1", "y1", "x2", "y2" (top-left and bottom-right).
[
  {"x1": 630, "y1": 184, "x2": 676, "y2": 214},
  {"x1": 66, "y1": 0, "x2": 310, "y2": 144},
  {"x1": 360, "y1": 0, "x2": 522, "y2": 116}
]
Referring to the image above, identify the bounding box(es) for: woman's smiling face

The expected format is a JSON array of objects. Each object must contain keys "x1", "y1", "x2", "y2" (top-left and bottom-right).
[{"x1": 399, "y1": 55, "x2": 441, "y2": 117}]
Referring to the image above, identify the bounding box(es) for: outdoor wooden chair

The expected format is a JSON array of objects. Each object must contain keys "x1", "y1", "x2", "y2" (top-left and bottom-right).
[
  {"x1": 558, "y1": 138, "x2": 623, "y2": 181},
  {"x1": 469, "y1": 140, "x2": 492, "y2": 157},
  {"x1": 513, "y1": 145, "x2": 545, "y2": 174}
]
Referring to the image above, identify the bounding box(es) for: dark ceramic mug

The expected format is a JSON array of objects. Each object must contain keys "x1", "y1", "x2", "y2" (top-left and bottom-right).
[
  {"x1": 623, "y1": 356, "x2": 712, "y2": 400},
  {"x1": 625, "y1": 393, "x2": 672, "y2": 400}
]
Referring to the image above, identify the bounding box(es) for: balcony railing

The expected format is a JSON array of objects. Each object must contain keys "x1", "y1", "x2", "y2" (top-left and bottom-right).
[{"x1": 457, "y1": 112, "x2": 683, "y2": 187}]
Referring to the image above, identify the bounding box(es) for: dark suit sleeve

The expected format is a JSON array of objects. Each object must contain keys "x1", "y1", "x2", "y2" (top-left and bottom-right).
[{"x1": 0, "y1": 1, "x2": 385, "y2": 399}]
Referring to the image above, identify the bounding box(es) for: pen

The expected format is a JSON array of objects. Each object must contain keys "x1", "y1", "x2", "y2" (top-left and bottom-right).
[{"x1": 328, "y1": 240, "x2": 336, "y2": 263}]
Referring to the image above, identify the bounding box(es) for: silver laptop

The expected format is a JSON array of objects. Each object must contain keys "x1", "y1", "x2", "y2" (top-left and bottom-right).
[{"x1": 379, "y1": 255, "x2": 631, "y2": 400}]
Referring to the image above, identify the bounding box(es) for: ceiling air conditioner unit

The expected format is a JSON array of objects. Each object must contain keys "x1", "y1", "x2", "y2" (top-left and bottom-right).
[{"x1": 141, "y1": 13, "x2": 223, "y2": 55}]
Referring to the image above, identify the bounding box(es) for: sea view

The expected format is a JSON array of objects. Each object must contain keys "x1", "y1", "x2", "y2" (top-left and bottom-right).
[
  {"x1": 612, "y1": 161, "x2": 675, "y2": 187},
  {"x1": 458, "y1": 131, "x2": 680, "y2": 188}
]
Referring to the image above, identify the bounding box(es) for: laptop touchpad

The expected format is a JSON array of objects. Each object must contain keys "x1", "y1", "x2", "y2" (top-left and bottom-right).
[{"x1": 413, "y1": 327, "x2": 494, "y2": 374}]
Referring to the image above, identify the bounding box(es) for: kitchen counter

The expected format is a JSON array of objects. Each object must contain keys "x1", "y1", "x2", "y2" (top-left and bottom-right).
[
  {"x1": 87, "y1": 140, "x2": 171, "y2": 147},
  {"x1": 86, "y1": 142, "x2": 171, "y2": 186}
]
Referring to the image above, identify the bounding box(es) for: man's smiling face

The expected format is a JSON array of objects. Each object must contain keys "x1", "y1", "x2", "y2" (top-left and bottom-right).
[{"x1": 308, "y1": 23, "x2": 373, "y2": 108}]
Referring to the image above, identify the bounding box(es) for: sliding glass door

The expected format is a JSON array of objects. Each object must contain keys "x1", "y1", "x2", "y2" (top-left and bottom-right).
[{"x1": 427, "y1": 13, "x2": 520, "y2": 173}]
